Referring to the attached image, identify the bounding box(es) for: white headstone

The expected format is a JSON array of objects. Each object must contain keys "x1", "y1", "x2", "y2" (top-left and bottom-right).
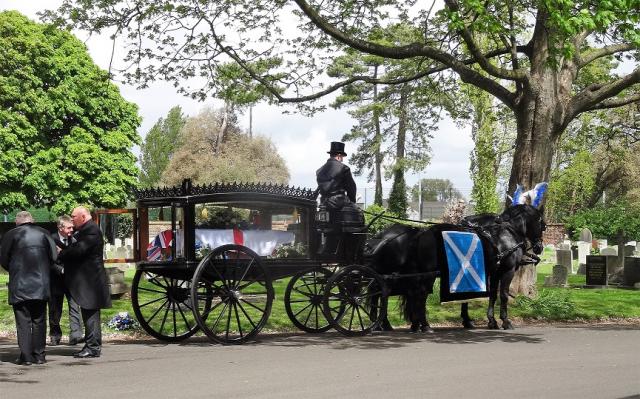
[
  {"x1": 579, "y1": 228, "x2": 593, "y2": 243},
  {"x1": 600, "y1": 247, "x2": 617, "y2": 256},
  {"x1": 598, "y1": 239, "x2": 607, "y2": 248},
  {"x1": 577, "y1": 241, "x2": 591, "y2": 265},
  {"x1": 125, "y1": 238, "x2": 133, "y2": 247}
]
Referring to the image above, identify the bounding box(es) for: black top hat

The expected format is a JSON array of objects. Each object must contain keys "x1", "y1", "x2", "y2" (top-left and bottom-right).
[{"x1": 327, "y1": 141, "x2": 347, "y2": 156}]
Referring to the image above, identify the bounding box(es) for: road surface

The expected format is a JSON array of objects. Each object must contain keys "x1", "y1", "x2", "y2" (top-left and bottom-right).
[{"x1": 1, "y1": 325, "x2": 639, "y2": 398}]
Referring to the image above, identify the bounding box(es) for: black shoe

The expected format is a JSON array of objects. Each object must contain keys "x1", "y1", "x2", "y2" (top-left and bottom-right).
[
  {"x1": 15, "y1": 357, "x2": 32, "y2": 366},
  {"x1": 68, "y1": 337, "x2": 84, "y2": 345},
  {"x1": 35, "y1": 358, "x2": 47, "y2": 365},
  {"x1": 73, "y1": 349, "x2": 100, "y2": 358},
  {"x1": 49, "y1": 337, "x2": 60, "y2": 346}
]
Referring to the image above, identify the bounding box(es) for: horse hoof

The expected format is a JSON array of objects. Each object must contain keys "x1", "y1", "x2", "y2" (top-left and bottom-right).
[
  {"x1": 502, "y1": 322, "x2": 515, "y2": 330},
  {"x1": 463, "y1": 321, "x2": 475, "y2": 329},
  {"x1": 420, "y1": 326, "x2": 434, "y2": 334},
  {"x1": 487, "y1": 321, "x2": 499, "y2": 330}
]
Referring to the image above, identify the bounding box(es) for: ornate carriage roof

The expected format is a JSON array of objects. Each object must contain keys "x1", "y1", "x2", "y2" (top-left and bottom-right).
[{"x1": 134, "y1": 179, "x2": 318, "y2": 203}]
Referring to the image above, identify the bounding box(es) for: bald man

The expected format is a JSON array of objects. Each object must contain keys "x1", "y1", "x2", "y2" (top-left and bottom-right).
[{"x1": 59, "y1": 206, "x2": 111, "y2": 358}]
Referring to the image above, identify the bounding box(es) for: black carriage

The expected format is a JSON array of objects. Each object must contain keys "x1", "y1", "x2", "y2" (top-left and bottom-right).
[
  {"x1": 97, "y1": 179, "x2": 511, "y2": 344},
  {"x1": 101, "y1": 179, "x2": 385, "y2": 344}
]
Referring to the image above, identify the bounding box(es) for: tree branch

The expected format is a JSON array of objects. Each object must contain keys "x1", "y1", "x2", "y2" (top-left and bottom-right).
[
  {"x1": 585, "y1": 92, "x2": 640, "y2": 111},
  {"x1": 292, "y1": 0, "x2": 517, "y2": 108},
  {"x1": 443, "y1": 0, "x2": 528, "y2": 82},
  {"x1": 570, "y1": 68, "x2": 640, "y2": 117},
  {"x1": 578, "y1": 43, "x2": 637, "y2": 68}
]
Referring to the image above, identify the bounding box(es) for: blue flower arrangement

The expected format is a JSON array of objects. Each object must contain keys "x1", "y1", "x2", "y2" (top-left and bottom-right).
[{"x1": 107, "y1": 312, "x2": 139, "y2": 331}]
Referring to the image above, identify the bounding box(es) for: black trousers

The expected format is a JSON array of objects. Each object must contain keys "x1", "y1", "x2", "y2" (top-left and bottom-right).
[
  {"x1": 80, "y1": 308, "x2": 102, "y2": 354},
  {"x1": 48, "y1": 290, "x2": 83, "y2": 341},
  {"x1": 13, "y1": 300, "x2": 47, "y2": 362}
]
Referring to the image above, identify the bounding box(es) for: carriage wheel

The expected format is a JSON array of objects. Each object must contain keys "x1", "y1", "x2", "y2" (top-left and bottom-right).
[
  {"x1": 131, "y1": 270, "x2": 206, "y2": 342},
  {"x1": 284, "y1": 267, "x2": 338, "y2": 333},
  {"x1": 190, "y1": 244, "x2": 273, "y2": 344},
  {"x1": 321, "y1": 265, "x2": 387, "y2": 336}
]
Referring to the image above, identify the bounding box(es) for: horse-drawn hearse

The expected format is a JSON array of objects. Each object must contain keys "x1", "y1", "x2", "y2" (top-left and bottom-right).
[{"x1": 96, "y1": 179, "x2": 546, "y2": 344}]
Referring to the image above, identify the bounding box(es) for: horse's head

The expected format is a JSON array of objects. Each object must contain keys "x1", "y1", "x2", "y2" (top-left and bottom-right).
[{"x1": 501, "y1": 204, "x2": 546, "y2": 254}]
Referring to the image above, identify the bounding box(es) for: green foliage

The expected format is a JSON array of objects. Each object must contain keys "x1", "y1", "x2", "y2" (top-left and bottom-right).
[
  {"x1": 161, "y1": 107, "x2": 289, "y2": 186},
  {"x1": 195, "y1": 206, "x2": 247, "y2": 229},
  {"x1": 364, "y1": 204, "x2": 401, "y2": 236},
  {"x1": 468, "y1": 86, "x2": 500, "y2": 214},
  {"x1": 514, "y1": 289, "x2": 576, "y2": 319},
  {"x1": 388, "y1": 171, "x2": 408, "y2": 218},
  {"x1": 0, "y1": 11, "x2": 141, "y2": 215},
  {"x1": 138, "y1": 106, "x2": 186, "y2": 187},
  {"x1": 115, "y1": 214, "x2": 134, "y2": 240},
  {"x1": 547, "y1": 150, "x2": 597, "y2": 222},
  {"x1": 566, "y1": 201, "x2": 640, "y2": 241},
  {"x1": 411, "y1": 178, "x2": 464, "y2": 202}
]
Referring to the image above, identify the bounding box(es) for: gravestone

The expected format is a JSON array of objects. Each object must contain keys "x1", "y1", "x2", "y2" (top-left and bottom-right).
[
  {"x1": 105, "y1": 267, "x2": 128, "y2": 297},
  {"x1": 600, "y1": 247, "x2": 617, "y2": 256},
  {"x1": 555, "y1": 249, "x2": 573, "y2": 274},
  {"x1": 598, "y1": 239, "x2": 608, "y2": 249},
  {"x1": 624, "y1": 257, "x2": 640, "y2": 287},
  {"x1": 624, "y1": 245, "x2": 635, "y2": 257},
  {"x1": 586, "y1": 255, "x2": 608, "y2": 286},
  {"x1": 579, "y1": 228, "x2": 593, "y2": 243},
  {"x1": 546, "y1": 264, "x2": 568, "y2": 287},
  {"x1": 577, "y1": 241, "x2": 591, "y2": 266},
  {"x1": 604, "y1": 255, "x2": 623, "y2": 274}
]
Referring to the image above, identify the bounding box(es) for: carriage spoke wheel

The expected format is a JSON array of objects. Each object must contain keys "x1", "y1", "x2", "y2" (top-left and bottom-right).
[
  {"x1": 131, "y1": 270, "x2": 204, "y2": 342},
  {"x1": 190, "y1": 244, "x2": 273, "y2": 344},
  {"x1": 284, "y1": 267, "x2": 339, "y2": 333},
  {"x1": 322, "y1": 265, "x2": 386, "y2": 337}
]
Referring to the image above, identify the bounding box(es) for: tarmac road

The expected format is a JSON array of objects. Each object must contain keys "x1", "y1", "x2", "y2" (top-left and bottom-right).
[{"x1": 1, "y1": 325, "x2": 639, "y2": 399}]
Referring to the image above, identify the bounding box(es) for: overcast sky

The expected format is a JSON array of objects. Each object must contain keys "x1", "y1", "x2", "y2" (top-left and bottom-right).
[{"x1": 2, "y1": 0, "x2": 475, "y2": 205}]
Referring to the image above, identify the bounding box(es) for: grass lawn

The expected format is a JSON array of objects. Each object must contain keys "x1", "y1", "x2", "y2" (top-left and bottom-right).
[{"x1": 1, "y1": 249, "x2": 639, "y2": 339}]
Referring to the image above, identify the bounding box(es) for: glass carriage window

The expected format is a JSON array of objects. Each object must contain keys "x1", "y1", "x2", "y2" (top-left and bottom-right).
[
  {"x1": 173, "y1": 204, "x2": 186, "y2": 260},
  {"x1": 146, "y1": 206, "x2": 174, "y2": 262}
]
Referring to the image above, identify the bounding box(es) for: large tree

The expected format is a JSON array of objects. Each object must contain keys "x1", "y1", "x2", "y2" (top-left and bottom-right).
[
  {"x1": 0, "y1": 11, "x2": 140, "y2": 215},
  {"x1": 44, "y1": 0, "x2": 640, "y2": 191},
  {"x1": 161, "y1": 107, "x2": 289, "y2": 186},
  {"x1": 138, "y1": 105, "x2": 186, "y2": 187}
]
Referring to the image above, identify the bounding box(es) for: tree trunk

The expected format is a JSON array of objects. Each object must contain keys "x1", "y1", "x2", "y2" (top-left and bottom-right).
[
  {"x1": 506, "y1": 66, "x2": 571, "y2": 296},
  {"x1": 373, "y1": 66, "x2": 383, "y2": 206}
]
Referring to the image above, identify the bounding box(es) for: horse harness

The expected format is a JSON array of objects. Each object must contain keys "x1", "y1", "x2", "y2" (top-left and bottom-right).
[{"x1": 461, "y1": 218, "x2": 542, "y2": 267}]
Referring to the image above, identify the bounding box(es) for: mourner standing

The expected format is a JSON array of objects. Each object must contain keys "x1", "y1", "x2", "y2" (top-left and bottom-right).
[
  {"x1": 0, "y1": 211, "x2": 57, "y2": 365},
  {"x1": 316, "y1": 141, "x2": 357, "y2": 209},
  {"x1": 59, "y1": 206, "x2": 111, "y2": 358},
  {"x1": 49, "y1": 215, "x2": 83, "y2": 346}
]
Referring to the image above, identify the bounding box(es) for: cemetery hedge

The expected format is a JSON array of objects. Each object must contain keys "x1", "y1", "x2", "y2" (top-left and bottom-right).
[{"x1": 1, "y1": 257, "x2": 639, "y2": 337}]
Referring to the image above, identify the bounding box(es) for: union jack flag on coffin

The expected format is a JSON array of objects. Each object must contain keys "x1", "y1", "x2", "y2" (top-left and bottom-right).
[{"x1": 147, "y1": 229, "x2": 173, "y2": 261}]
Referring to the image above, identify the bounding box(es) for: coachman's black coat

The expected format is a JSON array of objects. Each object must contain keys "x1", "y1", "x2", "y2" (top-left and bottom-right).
[
  {"x1": 59, "y1": 220, "x2": 111, "y2": 310},
  {"x1": 0, "y1": 223, "x2": 57, "y2": 305},
  {"x1": 316, "y1": 158, "x2": 357, "y2": 209}
]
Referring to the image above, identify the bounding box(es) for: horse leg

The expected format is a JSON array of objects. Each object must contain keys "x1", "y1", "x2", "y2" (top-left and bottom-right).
[
  {"x1": 419, "y1": 289, "x2": 434, "y2": 333},
  {"x1": 487, "y1": 274, "x2": 500, "y2": 329},
  {"x1": 499, "y1": 268, "x2": 516, "y2": 330},
  {"x1": 461, "y1": 302, "x2": 474, "y2": 329}
]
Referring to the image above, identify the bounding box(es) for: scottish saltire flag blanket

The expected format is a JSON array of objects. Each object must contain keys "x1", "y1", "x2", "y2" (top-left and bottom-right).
[
  {"x1": 438, "y1": 228, "x2": 490, "y2": 302},
  {"x1": 443, "y1": 231, "x2": 486, "y2": 293}
]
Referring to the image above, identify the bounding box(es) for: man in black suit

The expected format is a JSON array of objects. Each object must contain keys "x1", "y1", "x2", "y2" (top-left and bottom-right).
[
  {"x1": 0, "y1": 211, "x2": 57, "y2": 365},
  {"x1": 316, "y1": 141, "x2": 357, "y2": 210},
  {"x1": 59, "y1": 206, "x2": 111, "y2": 358},
  {"x1": 49, "y1": 215, "x2": 83, "y2": 346}
]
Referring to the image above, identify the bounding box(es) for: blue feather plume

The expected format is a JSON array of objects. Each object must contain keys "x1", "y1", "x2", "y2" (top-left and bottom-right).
[
  {"x1": 511, "y1": 184, "x2": 524, "y2": 206},
  {"x1": 530, "y1": 182, "x2": 548, "y2": 208}
]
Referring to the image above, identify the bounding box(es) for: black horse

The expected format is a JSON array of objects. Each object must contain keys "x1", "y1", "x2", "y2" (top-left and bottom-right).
[{"x1": 367, "y1": 204, "x2": 545, "y2": 332}]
